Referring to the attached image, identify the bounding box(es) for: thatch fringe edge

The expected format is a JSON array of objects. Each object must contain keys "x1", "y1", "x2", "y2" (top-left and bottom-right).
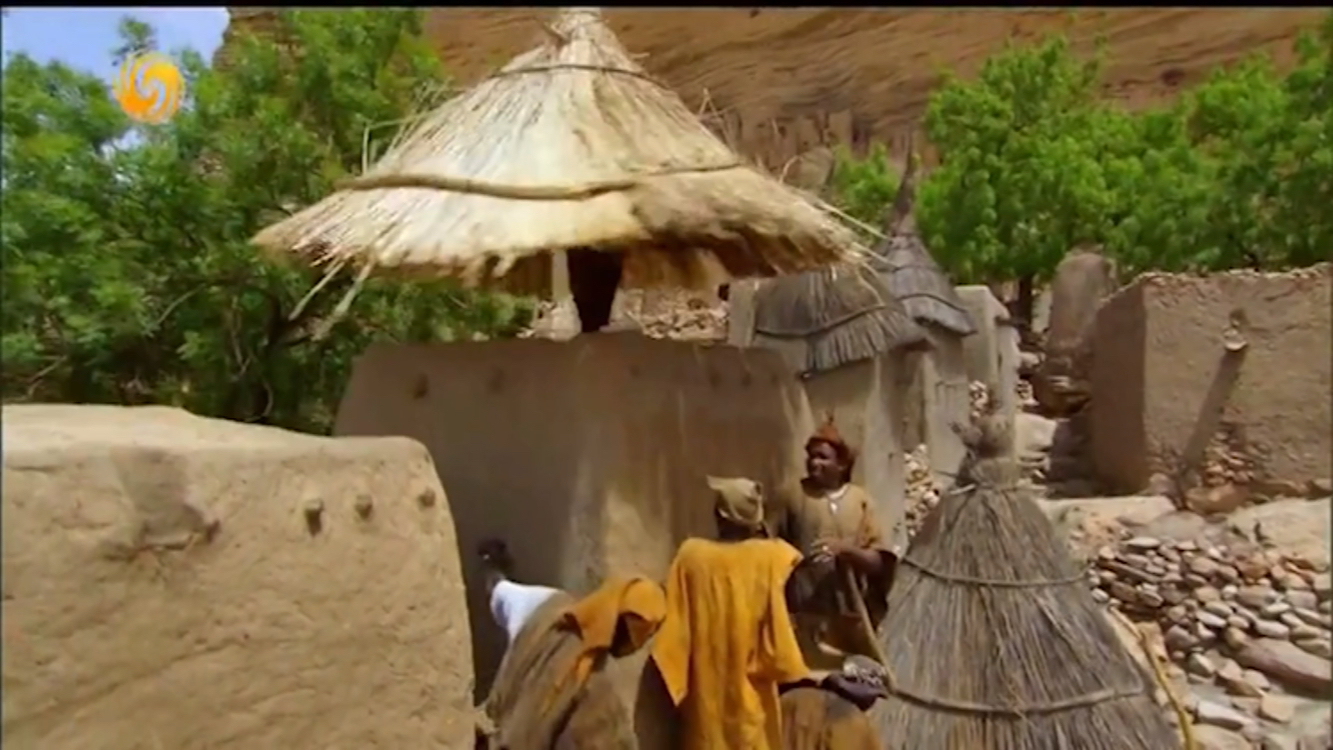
[
  {"x1": 753, "y1": 303, "x2": 893, "y2": 339},
  {"x1": 336, "y1": 161, "x2": 745, "y2": 200}
]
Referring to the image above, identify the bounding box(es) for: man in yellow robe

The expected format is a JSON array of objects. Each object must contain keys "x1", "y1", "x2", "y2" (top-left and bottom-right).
[{"x1": 651, "y1": 476, "x2": 811, "y2": 750}]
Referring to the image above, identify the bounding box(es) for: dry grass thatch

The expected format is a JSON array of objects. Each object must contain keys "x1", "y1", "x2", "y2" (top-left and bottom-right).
[
  {"x1": 749, "y1": 264, "x2": 927, "y2": 376},
  {"x1": 872, "y1": 140, "x2": 976, "y2": 337},
  {"x1": 251, "y1": 8, "x2": 865, "y2": 297},
  {"x1": 870, "y1": 409, "x2": 1179, "y2": 749},
  {"x1": 874, "y1": 228, "x2": 977, "y2": 337}
]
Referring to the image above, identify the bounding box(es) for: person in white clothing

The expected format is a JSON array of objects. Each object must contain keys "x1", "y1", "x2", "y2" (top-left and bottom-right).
[{"x1": 478, "y1": 539, "x2": 563, "y2": 642}]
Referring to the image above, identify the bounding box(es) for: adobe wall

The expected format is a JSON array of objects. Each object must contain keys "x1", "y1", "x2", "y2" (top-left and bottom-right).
[
  {"x1": 1092, "y1": 265, "x2": 1331, "y2": 493},
  {"x1": 334, "y1": 334, "x2": 814, "y2": 700},
  {"x1": 803, "y1": 356, "x2": 911, "y2": 544},
  {"x1": 920, "y1": 326, "x2": 971, "y2": 486},
  {"x1": 1, "y1": 405, "x2": 472, "y2": 750},
  {"x1": 1091, "y1": 283, "x2": 1149, "y2": 491},
  {"x1": 957, "y1": 285, "x2": 1021, "y2": 445}
]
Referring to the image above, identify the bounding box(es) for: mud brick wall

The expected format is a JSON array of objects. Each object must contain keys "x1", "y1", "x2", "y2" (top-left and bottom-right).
[{"x1": 1091, "y1": 265, "x2": 1332, "y2": 494}]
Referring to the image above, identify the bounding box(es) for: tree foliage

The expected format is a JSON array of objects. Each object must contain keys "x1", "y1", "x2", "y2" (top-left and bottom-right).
[
  {"x1": 827, "y1": 142, "x2": 898, "y2": 227},
  {"x1": 2, "y1": 10, "x2": 532, "y2": 432},
  {"x1": 829, "y1": 11, "x2": 1332, "y2": 290}
]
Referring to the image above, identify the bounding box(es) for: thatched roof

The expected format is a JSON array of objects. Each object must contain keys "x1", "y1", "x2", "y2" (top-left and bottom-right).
[
  {"x1": 252, "y1": 8, "x2": 864, "y2": 296},
  {"x1": 871, "y1": 143, "x2": 976, "y2": 337},
  {"x1": 871, "y1": 411, "x2": 1178, "y2": 749},
  {"x1": 749, "y1": 264, "x2": 927, "y2": 377}
]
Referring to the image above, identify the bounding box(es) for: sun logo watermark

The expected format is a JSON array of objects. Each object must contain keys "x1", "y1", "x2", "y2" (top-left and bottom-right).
[{"x1": 113, "y1": 52, "x2": 184, "y2": 125}]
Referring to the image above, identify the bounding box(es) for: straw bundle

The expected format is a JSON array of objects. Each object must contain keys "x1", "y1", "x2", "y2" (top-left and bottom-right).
[
  {"x1": 871, "y1": 407, "x2": 1178, "y2": 749},
  {"x1": 252, "y1": 8, "x2": 865, "y2": 297},
  {"x1": 750, "y1": 264, "x2": 927, "y2": 376}
]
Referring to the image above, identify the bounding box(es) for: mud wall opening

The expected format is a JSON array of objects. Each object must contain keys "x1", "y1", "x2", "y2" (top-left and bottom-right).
[{"x1": 334, "y1": 334, "x2": 814, "y2": 700}]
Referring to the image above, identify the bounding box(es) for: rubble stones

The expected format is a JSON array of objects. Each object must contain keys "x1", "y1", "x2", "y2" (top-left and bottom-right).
[
  {"x1": 1258, "y1": 694, "x2": 1297, "y2": 724},
  {"x1": 1196, "y1": 699, "x2": 1253, "y2": 730},
  {"x1": 1085, "y1": 529, "x2": 1333, "y2": 721}
]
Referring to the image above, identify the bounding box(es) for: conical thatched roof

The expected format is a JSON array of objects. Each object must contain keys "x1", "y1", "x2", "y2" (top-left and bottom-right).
[
  {"x1": 749, "y1": 264, "x2": 927, "y2": 376},
  {"x1": 872, "y1": 411, "x2": 1179, "y2": 749},
  {"x1": 252, "y1": 8, "x2": 864, "y2": 296},
  {"x1": 871, "y1": 144, "x2": 976, "y2": 336}
]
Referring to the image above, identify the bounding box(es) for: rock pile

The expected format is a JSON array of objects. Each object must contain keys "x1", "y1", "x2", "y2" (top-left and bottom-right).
[
  {"x1": 521, "y1": 290, "x2": 727, "y2": 341},
  {"x1": 903, "y1": 445, "x2": 941, "y2": 537},
  {"x1": 631, "y1": 292, "x2": 727, "y2": 341},
  {"x1": 1089, "y1": 532, "x2": 1332, "y2": 728},
  {"x1": 1090, "y1": 535, "x2": 1332, "y2": 659}
]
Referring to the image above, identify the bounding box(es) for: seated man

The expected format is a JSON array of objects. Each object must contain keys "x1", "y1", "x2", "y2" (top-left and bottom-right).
[
  {"x1": 477, "y1": 539, "x2": 666, "y2": 750},
  {"x1": 651, "y1": 477, "x2": 811, "y2": 750}
]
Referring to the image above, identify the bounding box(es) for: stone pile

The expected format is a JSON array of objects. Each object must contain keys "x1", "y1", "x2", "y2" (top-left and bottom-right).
[
  {"x1": 967, "y1": 380, "x2": 993, "y2": 423},
  {"x1": 521, "y1": 290, "x2": 727, "y2": 341},
  {"x1": 1089, "y1": 532, "x2": 1332, "y2": 733},
  {"x1": 631, "y1": 293, "x2": 727, "y2": 342},
  {"x1": 1089, "y1": 535, "x2": 1332, "y2": 660},
  {"x1": 903, "y1": 445, "x2": 941, "y2": 537}
]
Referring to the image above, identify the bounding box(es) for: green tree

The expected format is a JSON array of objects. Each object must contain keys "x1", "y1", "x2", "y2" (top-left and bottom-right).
[
  {"x1": 828, "y1": 142, "x2": 898, "y2": 227},
  {"x1": 827, "y1": 12, "x2": 1331, "y2": 315},
  {"x1": 913, "y1": 35, "x2": 1122, "y2": 320},
  {"x1": 2, "y1": 10, "x2": 532, "y2": 432}
]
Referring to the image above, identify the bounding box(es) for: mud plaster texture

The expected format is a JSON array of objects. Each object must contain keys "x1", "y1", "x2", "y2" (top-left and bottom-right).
[
  {"x1": 1, "y1": 405, "x2": 472, "y2": 750},
  {"x1": 903, "y1": 326, "x2": 970, "y2": 488},
  {"x1": 802, "y1": 355, "x2": 913, "y2": 546},
  {"x1": 334, "y1": 335, "x2": 814, "y2": 710},
  {"x1": 957, "y1": 285, "x2": 1021, "y2": 446},
  {"x1": 1091, "y1": 265, "x2": 1332, "y2": 494}
]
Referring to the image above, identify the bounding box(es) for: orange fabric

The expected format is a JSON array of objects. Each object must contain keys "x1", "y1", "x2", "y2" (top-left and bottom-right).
[
  {"x1": 651, "y1": 537, "x2": 810, "y2": 750},
  {"x1": 562, "y1": 575, "x2": 667, "y2": 690}
]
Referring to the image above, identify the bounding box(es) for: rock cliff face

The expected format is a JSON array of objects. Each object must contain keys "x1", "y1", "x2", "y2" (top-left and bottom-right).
[{"x1": 224, "y1": 9, "x2": 1323, "y2": 168}]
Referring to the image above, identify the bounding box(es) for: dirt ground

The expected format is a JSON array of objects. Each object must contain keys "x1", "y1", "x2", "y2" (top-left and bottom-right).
[{"x1": 420, "y1": 9, "x2": 1325, "y2": 167}]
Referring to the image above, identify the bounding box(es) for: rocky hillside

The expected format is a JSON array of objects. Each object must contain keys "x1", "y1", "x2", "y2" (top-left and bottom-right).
[
  {"x1": 419, "y1": 9, "x2": 1324, "y2": 169},
  {"x1": 223, "y1": 10, "x2": 1323, "y2": 169}
]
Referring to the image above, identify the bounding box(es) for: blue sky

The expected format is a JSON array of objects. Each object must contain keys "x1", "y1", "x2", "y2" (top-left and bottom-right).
[{"x1": 2, "y1": 7, "x2": 228, "y2": 77}]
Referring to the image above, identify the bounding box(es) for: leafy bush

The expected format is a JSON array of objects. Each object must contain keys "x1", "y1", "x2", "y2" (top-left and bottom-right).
[{"x1": 2, "y1": 11, "x2": 533, "y2": 432}]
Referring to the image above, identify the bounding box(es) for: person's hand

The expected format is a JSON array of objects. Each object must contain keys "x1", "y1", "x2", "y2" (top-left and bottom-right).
[{"x1": 811, "y1": 537, "x2": 856, "y2": 563}]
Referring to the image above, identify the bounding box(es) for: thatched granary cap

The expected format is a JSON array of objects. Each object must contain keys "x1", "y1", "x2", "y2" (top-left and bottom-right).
[
  {"x1": 749, "y1": 264, "x2": 928, "y2": 376},
  {"x1": 252, "y1": 8, "x2": 864, "y2": 296},
  {"x1": 873, "y1": 230, "x2": 976, "y2": 337},
  {"x1": 871, "y1": 137, "x2": 975, "y2": 337},
  {"x1": 871, "y1": 413, "x2": 1178, "y2": 750}
]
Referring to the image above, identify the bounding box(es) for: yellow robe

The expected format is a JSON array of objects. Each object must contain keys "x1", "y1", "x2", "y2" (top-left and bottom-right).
[{"x1": 651, "y1": 537, "x2": 810, "y2": 750}]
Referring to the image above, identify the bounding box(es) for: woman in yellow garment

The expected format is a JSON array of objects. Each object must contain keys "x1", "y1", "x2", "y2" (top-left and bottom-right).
[
  {"x1": 772, "y1": 418, "x2": 899, "y2": 671},
  {"x1": 651, "y1": 476, "x2": 811, "y2": 750}
]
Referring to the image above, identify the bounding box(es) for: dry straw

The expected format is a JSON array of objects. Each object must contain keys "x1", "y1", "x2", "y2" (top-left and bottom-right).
[
  {"x1": 871, "y1": 406, "x2": 1179, "y2": 749},
  {"x1": 749, "y1": 264, "x2": 927, "y2": 376},
  {"x1": 252, "y1": 7, "x2": 865, "y2": 297}
]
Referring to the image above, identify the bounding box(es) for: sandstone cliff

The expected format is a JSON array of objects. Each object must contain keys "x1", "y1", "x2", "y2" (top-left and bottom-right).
[{"x1": 224, "y1": 9, "x2": 1323, "y2": 169}]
